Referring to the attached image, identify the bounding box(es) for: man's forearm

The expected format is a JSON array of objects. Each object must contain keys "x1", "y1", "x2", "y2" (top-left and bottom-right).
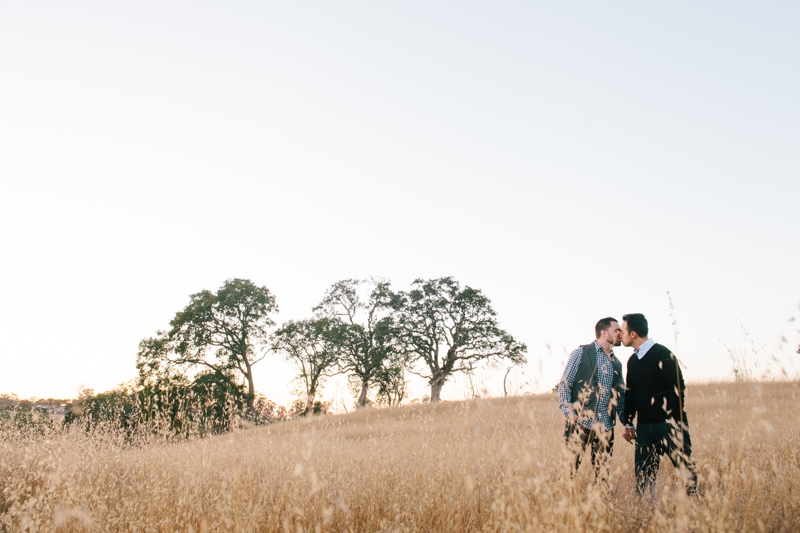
[
  {"x1": 557, "y1": 348, "x2": 583, "y2": 421},
  {"x1": 557, "y1": 380, "x2": 577, "y2": 420},
  {"x1": 623, "y1": 388, "x2": 636, "y2": 426}
]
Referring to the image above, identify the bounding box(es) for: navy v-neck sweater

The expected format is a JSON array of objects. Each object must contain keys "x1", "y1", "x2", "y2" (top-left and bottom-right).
[{"x1": 622, "y1": 343, "x2": 688, "y2": 426}]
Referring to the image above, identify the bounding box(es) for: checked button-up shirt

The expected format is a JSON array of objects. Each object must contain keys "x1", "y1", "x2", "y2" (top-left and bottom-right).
[{"x1": 558, "y1": 340, "x2": 626, "y2": 432}]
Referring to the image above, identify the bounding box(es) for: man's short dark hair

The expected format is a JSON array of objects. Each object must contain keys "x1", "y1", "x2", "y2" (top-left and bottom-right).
[
  {"x1": 622, "y1": 313, "x2": 649, "y2": 337},
  {"x1": 595, "y1": 317, "x2": 618, "y2": 338}
]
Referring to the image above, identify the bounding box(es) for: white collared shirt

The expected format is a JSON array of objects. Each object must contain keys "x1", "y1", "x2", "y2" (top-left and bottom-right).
[{"x1": 635, "y1": 338, "x2": 655, "y2": 359}]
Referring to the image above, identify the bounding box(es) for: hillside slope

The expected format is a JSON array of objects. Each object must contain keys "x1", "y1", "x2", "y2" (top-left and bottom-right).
[{"x1": 1, "y1": 381, "x2": 798, "y2": 532}]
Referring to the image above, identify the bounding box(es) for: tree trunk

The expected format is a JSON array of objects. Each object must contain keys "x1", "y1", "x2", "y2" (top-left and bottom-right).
[
  {"x1": 245, "y1": 369, "x2": 255, "y2": 410},
  {"x1": 304, "y1": 390, "x2": 316, "y2": 416},
  {"x1": 357, "y1": 382, "x2": 369, "y2": 409},
  {"x1": 430, "y1": 379, "x2": 444, "y2": 403}
]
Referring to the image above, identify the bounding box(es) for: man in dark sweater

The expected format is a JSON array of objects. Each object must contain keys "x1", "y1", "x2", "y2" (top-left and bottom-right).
[{"x1": 621, "y1": 313, "x2": 698, "y2": 496}]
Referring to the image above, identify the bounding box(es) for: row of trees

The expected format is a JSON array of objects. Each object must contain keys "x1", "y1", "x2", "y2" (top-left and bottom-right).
[{"x1": 136, "y1": 277, "x2": 527, "y2": 418}]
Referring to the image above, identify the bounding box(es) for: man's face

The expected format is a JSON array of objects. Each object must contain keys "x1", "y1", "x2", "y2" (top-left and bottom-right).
[
  {"x1": 602, "y1": 321, "x2": 622, "y2": 347},
  {"x1": 621, "y1": 321, "x2": 635, "y2": 347}
]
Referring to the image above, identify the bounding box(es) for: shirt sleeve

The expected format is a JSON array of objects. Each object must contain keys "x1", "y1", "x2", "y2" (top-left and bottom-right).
[
  {"x1": 615, "y1": 371, "x2": 626, "y2": 426},
  {"x1": 623, "y1": 357, "x2": 636, "y2": 426},
  {"x1": 658, "y1": 351, "x2": 686, "y2": 421},
  {"x1": 557, "y1": 347, "x2": 583, "y2": 420}
]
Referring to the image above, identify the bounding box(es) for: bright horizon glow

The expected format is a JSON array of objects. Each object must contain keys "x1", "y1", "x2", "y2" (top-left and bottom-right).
[{"x1": 1, "y1": 2, "x2": 798, "y2": 407}]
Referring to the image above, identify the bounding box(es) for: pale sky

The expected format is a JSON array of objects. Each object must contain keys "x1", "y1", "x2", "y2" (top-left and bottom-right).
[{"x1": 1, "y1": 1, "x2": 798, "y2": 407}]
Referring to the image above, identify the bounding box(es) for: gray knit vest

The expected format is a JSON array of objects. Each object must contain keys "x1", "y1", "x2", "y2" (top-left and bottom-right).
[{"x1": 570, "y1": 343, "x2": 623, "y2": 418}]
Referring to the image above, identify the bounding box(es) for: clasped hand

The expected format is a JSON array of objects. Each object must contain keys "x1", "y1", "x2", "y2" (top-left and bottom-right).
[{"x1": 623, "y1": 427, "x2": 636, "y2": 443}]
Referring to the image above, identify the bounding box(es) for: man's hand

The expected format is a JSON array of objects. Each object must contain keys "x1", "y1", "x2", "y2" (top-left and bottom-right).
[
  {"x1": 623, "y1": 427, "x2": 636, "y2": 443},
  {"x1": 570, "y1": 415, "x2": 578, "y2": 424}
]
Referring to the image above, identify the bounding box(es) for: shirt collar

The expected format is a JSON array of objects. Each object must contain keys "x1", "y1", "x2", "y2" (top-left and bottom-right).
[
  {"x1": 634, "y1": 338, "x2": 655, "y2": 359},
  {"x1": 594, "y1": 340, "x2": 613, "y2": 357}
]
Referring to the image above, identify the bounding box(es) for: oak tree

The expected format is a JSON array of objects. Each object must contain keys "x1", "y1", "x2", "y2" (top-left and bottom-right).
[
  {"x1": 373, "y1": 361, "x2": 407, "y2": 406},
  {"x1": 393, "y1": 277, "x2": 526, "y2": 402},
  {"x1": 313, "y1": 278, "x2": 402, "y2": 408},
  {"x1": 137, "y1": 278, "x2": 278, "y2": 410},
  {"x1": 271, "y1": 317, "x2": 343, "y2": 415}
]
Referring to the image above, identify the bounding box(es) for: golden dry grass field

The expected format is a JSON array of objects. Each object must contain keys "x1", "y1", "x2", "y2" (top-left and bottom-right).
[{"x1": 1, "y1": 381, "x2": 798, "y2": 532}]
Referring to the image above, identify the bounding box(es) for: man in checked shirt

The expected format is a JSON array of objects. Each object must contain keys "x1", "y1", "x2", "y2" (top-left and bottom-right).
[{"x1": 557, "y1": 317, "x2": 625, "y2": 478}]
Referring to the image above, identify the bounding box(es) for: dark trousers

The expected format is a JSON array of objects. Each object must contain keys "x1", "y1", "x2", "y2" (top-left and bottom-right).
[
  {"x1": 635, "y1": 422, "x2": 698, "y2": 496},
  {"x1": 564, "y1": 422, "x2": 614, "y2": 478}
]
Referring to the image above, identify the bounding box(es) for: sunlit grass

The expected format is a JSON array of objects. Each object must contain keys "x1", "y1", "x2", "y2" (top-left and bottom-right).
[{"x1": 1, "y1": 381, "x2": 798, "y2": 532}]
